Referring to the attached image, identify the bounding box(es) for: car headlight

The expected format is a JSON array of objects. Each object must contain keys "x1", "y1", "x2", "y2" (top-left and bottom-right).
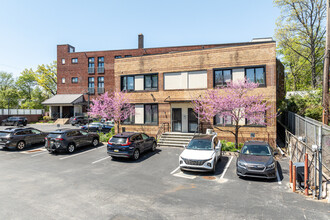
[
  {"x1": 237, "y1": 161, "x2": 247, "y2": 168},
  {"x1": 267, "y1": 162, "x2": 275, "y2": 169}
]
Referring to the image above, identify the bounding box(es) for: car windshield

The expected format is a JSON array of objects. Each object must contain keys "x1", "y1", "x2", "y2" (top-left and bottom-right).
[
  {"x1": 90, "y1": 123, "x2": 101, "y2": 126},
  {"x1": 48, "y1": 133, "x2": 62, "y2": 138},
  {"x1": 105, "y1": 121, "x2": 114, "y2": 126},
  {"x1": 110, "y1": 137, "x2": 127, "y2": 144},
  {"x1": 241, "y1": 145, "x2": 271, "y2": 156},
  {"x1": 0, "y1": 131, "x2": 10, "y2": 137},
  {"x1": 186, "y1": 139, "x2": 212, "y2": 150}
]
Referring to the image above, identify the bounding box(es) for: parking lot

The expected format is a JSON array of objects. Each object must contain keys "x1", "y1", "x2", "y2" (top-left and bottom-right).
[{"x1": 0, "y1": 124, "x2": 329, "y2": 219}]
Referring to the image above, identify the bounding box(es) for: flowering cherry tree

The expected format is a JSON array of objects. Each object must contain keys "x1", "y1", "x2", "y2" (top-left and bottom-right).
[
  {"x1": 193, "y1": 79, "x2": 275, "y2": 149},
  {"x1": 88, "y1": 91, "x2": 135, "y2": 133}
]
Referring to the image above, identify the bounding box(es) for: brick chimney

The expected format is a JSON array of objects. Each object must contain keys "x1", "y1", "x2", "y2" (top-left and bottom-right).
[{"x1": 138, "y1": 33, "x2": 144, "y2": 49}]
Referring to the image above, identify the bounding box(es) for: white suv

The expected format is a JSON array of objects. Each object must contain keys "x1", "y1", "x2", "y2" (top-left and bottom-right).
[{"x1": 179, "y1": 134, "x2": 222, "y2": 173}]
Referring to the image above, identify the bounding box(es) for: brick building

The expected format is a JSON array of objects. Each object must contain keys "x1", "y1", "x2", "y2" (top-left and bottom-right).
[
  {"x1": 114, "y1": 38, "x2": 284, "y2": 147},
  {"x1": 44, "y1": 35, "x2": 284, "y2": 146},
  {"x1": 44, "y1": 34, "x2": 232, "y2": 118}
]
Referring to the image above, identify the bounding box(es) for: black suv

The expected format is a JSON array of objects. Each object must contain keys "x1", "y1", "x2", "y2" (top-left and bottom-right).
[
  {"x1": 1, "y1": 117, "x2": 28, "y2": 126},
  {"x1": 0, "y1": 127, "x2": 47, "y2": 150},
  {"x1": 45, "y1": 129, "x2": 100, "y2": 153},
  {"x1": 107, "y1": 132, "x2": 157, "y2": 160},
  {"x1": 70, "y1": 116, "x2": 92, "y2": 126}
]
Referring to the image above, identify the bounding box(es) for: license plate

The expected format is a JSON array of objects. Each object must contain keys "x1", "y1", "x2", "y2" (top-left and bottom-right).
[{"x1": 114, "y1": 149, "x2": 119, "y2": 152}]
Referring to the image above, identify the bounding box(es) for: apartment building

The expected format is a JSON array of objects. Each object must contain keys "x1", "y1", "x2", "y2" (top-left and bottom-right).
[
  {"x1": 43, "y1": 34, "x2": 231, "y2": 119},
  {"x1": 114, "y1": 38, "x2": 284, "y2": 146}
]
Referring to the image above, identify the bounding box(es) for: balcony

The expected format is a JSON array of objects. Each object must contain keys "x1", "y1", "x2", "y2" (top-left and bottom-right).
[
  {"x1": 97, "y1": 87, "x2": 105, "y2": 94},
  {"x1": 97, "y1": 67, "x2": 105, "y2": 74},
  {"x1": 88, "y1": 88, "x2": 95, "y2": 94},
  {"x1": 88, "y1": 67, "x2": 95, "y2": 74}
]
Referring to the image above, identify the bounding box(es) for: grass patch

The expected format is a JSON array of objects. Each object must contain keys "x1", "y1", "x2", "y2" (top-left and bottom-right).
[{"x1": 221, "y1": 140, "x2": 243, "y2": 152}]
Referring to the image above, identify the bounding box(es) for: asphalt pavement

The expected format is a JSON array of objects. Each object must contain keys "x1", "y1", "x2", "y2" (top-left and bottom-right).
[{"x1": 0, "y1": 124, "x2": 329, "y2": 219}]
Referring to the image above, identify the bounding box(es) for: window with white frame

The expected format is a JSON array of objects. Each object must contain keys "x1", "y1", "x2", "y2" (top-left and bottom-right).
[{"x1": 164, "y1": 70, "x2": 207, "y2": 90}]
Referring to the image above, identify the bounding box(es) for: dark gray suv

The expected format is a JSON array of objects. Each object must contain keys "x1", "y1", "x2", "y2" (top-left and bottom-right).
[
  {"x1": 236, "y1": 141, "x2": 278, "y2": 179},
  {"x1": 45, "y1": 129, "x2": 99, "y2": 153},
  {"x1": 1, "y1": 117, "x2": 27, "y2": 126},
  {"x1": 0, "y1": 127, "x2": 47, "y2": 150}
]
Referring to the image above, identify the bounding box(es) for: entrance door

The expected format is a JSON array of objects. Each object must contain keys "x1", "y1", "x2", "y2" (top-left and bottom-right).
[
  {"x1": 188, "y1": 108, "x2": 198, "y2": 133},
  {"x1": 172, "y1": 108, "x2": 182, "y2": 132}
]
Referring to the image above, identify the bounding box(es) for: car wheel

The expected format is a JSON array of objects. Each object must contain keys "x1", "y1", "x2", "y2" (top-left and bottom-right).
[
  {"x1": 67, "y1": 144, "x2": 75, "y2": 153},
  {"x1": 16, "y1": 141, "x2": 25, "y2": 150},
  {"x1": 92, "y1": 138, "x2": 99, "y2": 147},
  {"x1": 111, "y1": 156, "x2": 117, "y2": 160},
  {"x1": 151, "y1": 142, "x2": 156, "y2": 152},
  {"x1": 133, "y1": 149, "x2": 140, "y2": 160},
  {"x1": 211, "y1": 159, "x2": 216, "y2": 173}
]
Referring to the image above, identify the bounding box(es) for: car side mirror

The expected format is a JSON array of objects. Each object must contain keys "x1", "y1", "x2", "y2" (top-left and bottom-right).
[
  {"x1": 274, "y1": 152, "x2": 278, "y2": 156},
  {"x1": 215, "y1": 146, "x2": 220, "y2": 150}
]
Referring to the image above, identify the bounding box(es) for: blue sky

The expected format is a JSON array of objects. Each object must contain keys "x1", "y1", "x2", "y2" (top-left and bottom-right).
[{"x1": 0, "y1": 0, "x2": 280, "y2": 78}]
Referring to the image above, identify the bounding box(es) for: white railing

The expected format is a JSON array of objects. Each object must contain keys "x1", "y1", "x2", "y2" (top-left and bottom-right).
[{"x1": 0, "y1": 109, "x2": 44, "y2": 115}]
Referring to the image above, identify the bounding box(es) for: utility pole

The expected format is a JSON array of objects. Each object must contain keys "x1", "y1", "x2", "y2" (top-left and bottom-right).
[{"x1": 322, "y1": 0, "x2": 330, "y2": 125}]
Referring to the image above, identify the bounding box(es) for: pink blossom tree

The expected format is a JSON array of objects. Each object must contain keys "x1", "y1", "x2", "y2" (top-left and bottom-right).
[
  {"x1": 193, "y1": 79, "x2": 275, "y2": 149},
  {"x1": 88, "y1": 91, "x2": 135, "y2": 133}
]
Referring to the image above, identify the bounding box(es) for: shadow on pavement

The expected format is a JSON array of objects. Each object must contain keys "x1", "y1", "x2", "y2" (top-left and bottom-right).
[{"x1": 111, "y1": 149, "x2": 162, "y2": 163}]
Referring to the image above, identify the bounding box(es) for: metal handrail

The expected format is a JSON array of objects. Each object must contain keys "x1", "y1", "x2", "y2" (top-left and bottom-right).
[{"x1": 156, "y1": 122, "x2": 169, "y2": 141}]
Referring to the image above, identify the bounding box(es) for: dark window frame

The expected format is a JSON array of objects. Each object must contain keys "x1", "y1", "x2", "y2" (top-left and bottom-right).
[
  {"x1": 121, "y1": 76, "x2": 135, "y2": 91},
  {"x1": 114, "y1": 55, "x2": 122, "y2": 59},
  {"x1": 71, "y1": 77, "x2": 78, "y2": 83},
  {"x1": 88, "y1": 77, "x2": 95, "y2": 88},
  {"x1": 213, "y1": 69, "x2": 233, "y2": 87},
  {"x1": 213, "y1": 114, "x2": 233, "y2": 126},
  {"x1": 144, "y1": 104, "x2": 158, "y2": 125},
  {"x1": 98, "y1": 76, "x2": 104, "y2": 88},
  {"x1": 144, "y1": 73, "x2": 158, "y2": 90},
  {"x1": 88, "y1": 57, "x2": 95, "y2": 68},
  {"x1": 98, "y1": 57, "x2": 104, "y2": 67},
  {"x1": 244, "y1": 66, "x2": 266, "y2": 87},
  {"x1": 71, "y1": 58, "x2": 78, "y2": 64}
]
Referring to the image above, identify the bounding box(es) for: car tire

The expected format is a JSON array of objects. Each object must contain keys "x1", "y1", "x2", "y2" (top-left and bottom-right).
[
  {"x1": 211, "y1": 159, "x2": 216, "y2": 174},
  {"x1": 16, "y1": 141, "x2": 25, "y2": 150},
  {"x1": 67, "y1": 143, "x2": 75, "y2": 153},
  {"x1": 133, "y1": 149, "x2": 140, "y2": 160},
  {"x1": 111, "y1": 156, "x2": 117, "y2": 160},
  {"x1": 92, "y1": 138, "x2": 99, "y2": 147},
  {"x1": 151, "y1": 142, "x2": 157, "y2": 152}
]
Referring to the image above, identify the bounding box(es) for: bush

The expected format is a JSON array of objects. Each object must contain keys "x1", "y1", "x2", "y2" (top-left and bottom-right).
[
  {"x1": 98, "y1": 127, "x2": 115, "y2": 142},
  {"x1": 43, "y1": 116, "x2": 51, "y2": 121},
  {"x1": 221, "y1": 140, "x2": 243, "y2": 152},
  {"x1": 47, "y1": 120, "x2": 54, "y2": 123}
]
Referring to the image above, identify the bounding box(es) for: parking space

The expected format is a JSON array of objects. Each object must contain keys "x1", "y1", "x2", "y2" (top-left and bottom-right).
[{"x1": 0, "y1": 139, "x2": 329, "y2": 219}]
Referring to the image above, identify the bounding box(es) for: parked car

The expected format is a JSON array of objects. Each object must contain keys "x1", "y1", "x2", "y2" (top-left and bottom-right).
[
  {"x1": 236, "y1": 141, "x2": 277, "y2": 179},
  {"x1": 70, "y1": 116, "x2": 93, "y2": 126},
  {"x1": 179, "y1": 134, "x2": 222, "y2": 173},
  {"x1": 81, "y1": 122, "x2": 113, "y2": 133},
  {"x1": 107, "y1": 132, "x2": 157, "y2": 160},
  {"x1": 1, "y1": 117, "x2": 27, "y2": 126},
  {"x1": 45, "y1": 129, "x2": 99, "y2": 153},
  {"x1": 0, "y1": 127, "x2": 47, "y2": 150}
]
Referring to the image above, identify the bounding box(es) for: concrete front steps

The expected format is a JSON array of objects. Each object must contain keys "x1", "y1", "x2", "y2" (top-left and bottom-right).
[
  {"x1": 157, "y1": 132, "x2": 199, "y2": 148},
  {"x1": 54, "y1": 118, "x2": 70, "y2": 125}
]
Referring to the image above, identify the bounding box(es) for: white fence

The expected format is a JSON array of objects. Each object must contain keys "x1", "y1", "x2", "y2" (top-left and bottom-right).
[{"x1": 0, "y1": 109, "x2": 44, "y2": 115}]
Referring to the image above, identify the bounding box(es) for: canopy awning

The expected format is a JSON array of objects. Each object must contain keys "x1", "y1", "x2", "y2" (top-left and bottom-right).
[{"x1": 42, "y1": 94, "x2": 84, "y2": 105}]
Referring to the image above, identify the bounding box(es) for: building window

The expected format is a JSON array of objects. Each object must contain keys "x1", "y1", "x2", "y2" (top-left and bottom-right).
[
  {"x1": 114, "y1": 55, "x2": 122, "y2": 59},
  {"x1": 72, "y1": 58, "x2": 78, "y2": 64},
  {"x1": 121, "y1": 76, "x2": 134, "y2": 91},
  {"x1": 88, "y1": 57, "x2": 95, "y2": 68},
  {"x1": 61, "y1": 58, "x2": 65, "y2": 65},
  {"x1": 98, "y1": 57, "x2": 104, "y2": 67},
  {"x1": 124, "y1": 55, "x2": 132, "y2": 57},
  {"x1": 62, "y1": 78, "x2": 65, "y2": 84},
  {"x1": 123, "y1": 105, "x2": 135, "y2": 124},
  {"x1": 71, "y1": 77, "x2": 78, "y2": 83},
  {"x1": 88, "y1": 77, "x2": 94, "y2": 88},
  {"x1": 144, "y1": 74, "x2": 158, "y2": 90},
  {"x1": 214, "y1": 114, "x2": 232, "y2": 125},
  {"x1": 98, "y1": 77, "x2": 104, "y2": 88},
  {"x1": 214, "y1": 69, "x2": 232, "y2": 87},
  {"x1": 164, "y1": 70, "x2": 207, "y2": 90},
  {"x1": 144, "y1": 104, "x2": 158, "y2": 124},
  {"x1": 245, "y1": 67, "x2": 266, "y2": 86}
]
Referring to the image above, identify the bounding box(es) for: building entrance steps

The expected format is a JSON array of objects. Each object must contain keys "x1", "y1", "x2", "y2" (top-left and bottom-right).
[
  {"x1": 157, "y1": 132, "x2": 202, "y2": 148},
  {"x1": 54, "y1": 118, "x2": 70, "y2": 125}
]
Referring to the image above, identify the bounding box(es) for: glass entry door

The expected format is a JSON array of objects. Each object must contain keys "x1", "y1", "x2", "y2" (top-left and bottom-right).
[
  {"x1": 172, "y1": 108, "x2": 182, "y2": 132},
  {"x1": 188, "y1": 108, "x2": 198, "y2": 133}
]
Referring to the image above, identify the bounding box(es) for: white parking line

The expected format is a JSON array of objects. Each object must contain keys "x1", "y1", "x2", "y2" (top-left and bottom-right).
[
  {"x1": 170, "y1": 166, "x2": 180, "y2": 174},
  {"x1": 219, "y1": 156, "x2": 233, "y2": 180},
  {"x1": 92, "y1": 156, "x2": 110, "y2": 164},
  {"x1": 31, "y1": 151, "x2": 48, "y2": 157},
  {"x1": 59, "y1": 146, "x2": 105, "y2": 160}
]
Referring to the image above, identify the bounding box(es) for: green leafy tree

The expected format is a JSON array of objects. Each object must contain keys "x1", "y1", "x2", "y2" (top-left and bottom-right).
[
  {"x1": 274, "y1": 0, "x2": 326, "y2": 90},
  {"x1": 16, "y1": 68, "x2": 37, "y2": 101},
  {"x1": 0, "y1": 71, "x2": 19, "y2": 109},
  {"x1": 34, "y1": 61, "x2": 57, "y2": 96},
  {"x1": 20, "y1": 87, "x2": 48, "y2": 109}
]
